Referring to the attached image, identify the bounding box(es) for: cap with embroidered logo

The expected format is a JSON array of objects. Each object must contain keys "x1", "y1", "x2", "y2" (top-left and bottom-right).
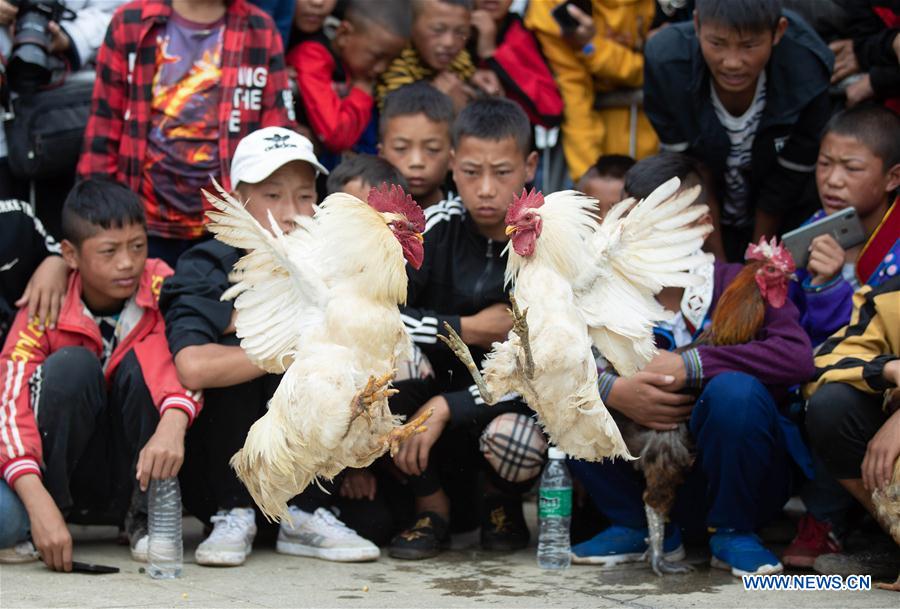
[{"x1": 230, "y1": 127, "x2": 328, "y2": 188}]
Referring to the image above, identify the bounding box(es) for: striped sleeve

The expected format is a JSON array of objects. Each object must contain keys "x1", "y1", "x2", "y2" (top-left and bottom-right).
[{"x1": 806, "y1": 280, "x2": 900, "y2": 397}]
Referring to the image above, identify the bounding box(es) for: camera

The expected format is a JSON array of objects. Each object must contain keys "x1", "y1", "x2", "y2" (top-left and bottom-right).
[{"x1": 6, "y1": 0, "x2": 73, "y2": 94}]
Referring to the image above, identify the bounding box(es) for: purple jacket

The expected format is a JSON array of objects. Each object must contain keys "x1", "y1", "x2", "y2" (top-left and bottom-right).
[
  {"x1": 788, "y1": 269, "x2": 855, "y2": 347},
  {"x1": 681, "y1": 262, "x2": 816, "y2": 404}
]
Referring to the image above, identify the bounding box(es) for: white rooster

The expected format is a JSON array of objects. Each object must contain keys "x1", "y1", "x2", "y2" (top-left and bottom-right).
[
  {"x1": 203, "y1": 182, "x2": 433, "y2": 521},
  {"x1": 440, "y1": 178, "x2": 711, "y2": 462}
]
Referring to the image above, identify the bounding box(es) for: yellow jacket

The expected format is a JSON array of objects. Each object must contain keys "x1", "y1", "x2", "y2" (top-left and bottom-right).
[{"x1": 526, "y1": 0, "x2": 659, "y2": 180}]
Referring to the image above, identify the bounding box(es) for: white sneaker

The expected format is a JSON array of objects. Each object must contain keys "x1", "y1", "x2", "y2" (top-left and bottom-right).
[
  {"x1": 0, "y1": 541, "x2": 39, "y2": 563},
  {"x1": 195, "y1": 508, "x2": 257, "y2": 567},
  {"x1": 277, "y1": 507, "x2": 380, "y2": 562}
]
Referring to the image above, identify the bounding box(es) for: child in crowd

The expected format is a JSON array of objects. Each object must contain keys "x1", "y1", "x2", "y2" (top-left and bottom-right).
[
  {"x1": 571, "y1": 155, "x2": 815, "y2": 577},
  {"x1": 0, "y1": 180, "x2": 202, "y2": 570},
  {"x1": 288, "y1": 0, "x2": 409, "y2": 155},
  {"x1": 781, "y1": 105, "x2": 900, "y2": 567},
  {"x1": 469, "y1": 0, "x2": 563, "y2": 128},
  {"x1": 326, "y1": 153, "x2": 409, "y2": 201},
  {"x1": 389, "y1": 98, "x2": 547, "y2": 559},
  {"x1": 525, "y1": 0, "x2": 659, "y2": 181},
  {"x1": 160, "y1": 128, "x2": 383, "y2": 565},
  {"x1": 78, "y1": 0, "x2": 295, "y2": 267},
  {"x1": 643, "y1": 0, "x2": 833, "y2": 260},
  {"x1": 576, "y1": 154, "x2": 635, "y2": 218},
  {"x1": 377, "y1": 0, "x2": 502, "y2": 112},
  {"x1": 805, "y1": 276, "x2": 900, "y2": 580},
  {"x1": 379, "y1": 82, "x2": 455, "y2": 208}
]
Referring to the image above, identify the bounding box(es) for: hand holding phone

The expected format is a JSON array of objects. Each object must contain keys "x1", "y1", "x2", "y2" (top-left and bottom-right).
[
  {"x1": 552, "y1": 0, "x2": 594, "y2": 45},
  {"x1": 782, "y1": 207, "x2": 866, "y2": 268}
]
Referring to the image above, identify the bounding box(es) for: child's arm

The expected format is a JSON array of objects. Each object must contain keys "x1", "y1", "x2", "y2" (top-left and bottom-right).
[
  {"x1": 753, "y1": 91, "x2": 832, "y2": 240},
  {"x1": 289, "y1": 41, "x2": 374, "y2": 153},
  {"x1": 76, "y1": 8, "x2": 128, "y2": 180},
  {"x1": 797, "y1": 234, "x2": 855, "y2": 346}
]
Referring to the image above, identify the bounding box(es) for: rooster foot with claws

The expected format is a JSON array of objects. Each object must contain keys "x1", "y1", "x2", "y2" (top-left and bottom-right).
[
  {"x1": 344, "y1": 371, "x2": 398, "y2": 437},
  {"x1": 438, "y1": 323, "x2": 495, "y2": 404},
  {"x1": 509, "y1": 294, "x2": 534, "y2": 380},
  {"x1": 385, "y1": 407, "x2": 434, "y2": 456}
]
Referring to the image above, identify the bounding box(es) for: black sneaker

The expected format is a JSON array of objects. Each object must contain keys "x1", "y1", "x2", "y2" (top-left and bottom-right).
[
  {"x1": 480, "y1": 494, "x2": 529, "y2": 551},
  {"x1": 388, "y1": 512, "x2": 449, "y2": 560}
]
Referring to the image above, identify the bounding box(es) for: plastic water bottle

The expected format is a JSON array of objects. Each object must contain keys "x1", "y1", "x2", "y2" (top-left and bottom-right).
[
  {"x1": 148, "y1": 477, "x2": 183, "y2": 579},
  {"x1": 537, "y1": 447, "x2": 572, "y2": 569}
]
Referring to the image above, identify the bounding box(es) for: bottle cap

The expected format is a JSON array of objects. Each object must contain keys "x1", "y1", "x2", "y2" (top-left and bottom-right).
[{"x1": 548, "y1": 447, "x2": 566, "y2": 460}]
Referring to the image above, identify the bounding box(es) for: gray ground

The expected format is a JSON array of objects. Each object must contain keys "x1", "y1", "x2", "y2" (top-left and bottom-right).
[{"x1": 2, "y1": 512, "x2": 898, "y2": 609}]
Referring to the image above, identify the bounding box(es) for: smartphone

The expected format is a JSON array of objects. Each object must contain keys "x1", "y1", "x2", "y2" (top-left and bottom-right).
[
  {"x1": 551, "y1": 0, "x2": 593, "y2": 36},
  {"x1": 71, "y1": 561, "x2": 120, "y2": 574},
  {"x1": 781, "y1": 207, "x2": 867, "y2": 267}
]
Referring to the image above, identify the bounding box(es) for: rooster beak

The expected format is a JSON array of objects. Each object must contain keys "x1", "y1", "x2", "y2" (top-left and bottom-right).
[
  {"x1": 505, "y1": 225, "x2": 517, "y2": 236},
  {"x1": 414, "y1": 232, "x2": 424, "y2": 243}
]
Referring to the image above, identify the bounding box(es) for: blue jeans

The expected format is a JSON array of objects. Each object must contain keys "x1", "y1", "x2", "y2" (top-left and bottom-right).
[
  {"x1": 570, "y1": 372, "x2": 794, "y2": 534},
  {"x1": 0, "y1": 481, "x2": 30, "y2": 547}
]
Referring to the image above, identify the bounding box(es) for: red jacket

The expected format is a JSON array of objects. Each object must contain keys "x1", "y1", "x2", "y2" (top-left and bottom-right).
[
  {"x1": 287, "y1": 34, "x2": 373, "y2": 153},
  {"x1": 484, "y1": 15, "x2": 563, "y2": 128},
  {"x1": 0, "y1": 259, "x2": 202, "y2": 487},
  {"x1": 77, "y1": 0, "x2": 296, "y2": 238}
]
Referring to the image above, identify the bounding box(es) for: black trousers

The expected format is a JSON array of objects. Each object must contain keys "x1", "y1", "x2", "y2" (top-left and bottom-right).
[
  {"x1": 33, "y1": 346, "x2": 159, "y2": 525},
  {"x1": 806, "y1": 382, "x2": 889, "y2": 480}
]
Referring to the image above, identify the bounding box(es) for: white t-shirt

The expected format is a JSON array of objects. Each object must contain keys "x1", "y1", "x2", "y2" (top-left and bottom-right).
[{"x1": 712, "y1": 72, "x2": 767, "y2": 228}]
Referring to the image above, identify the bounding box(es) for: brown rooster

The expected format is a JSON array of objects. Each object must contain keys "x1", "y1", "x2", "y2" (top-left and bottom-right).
[
  {"x1": 616, "y1": 237, "x2": 797, "y2": 576},
  {"x1": 873, "y1": 427, "x2": 900, "y2": 591}
]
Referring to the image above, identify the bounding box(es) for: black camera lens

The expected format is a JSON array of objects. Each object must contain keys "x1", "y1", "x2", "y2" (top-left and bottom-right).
[{"x1": 7, "y1": 1, "x2": 66, "y2": 94}]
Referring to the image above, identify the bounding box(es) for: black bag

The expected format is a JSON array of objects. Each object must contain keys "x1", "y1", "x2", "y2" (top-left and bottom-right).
[{"x1": 4, "y1": 72, "x2": 95, "y2": 181}]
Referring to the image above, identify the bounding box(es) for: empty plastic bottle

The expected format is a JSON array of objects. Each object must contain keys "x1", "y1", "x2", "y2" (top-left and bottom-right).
[
  {"x1": 148, "y1": 477, "x2": 183, "y2": 579},
  {"x1": 537, "y1": 447, "x2": 572, "y2": 569}
]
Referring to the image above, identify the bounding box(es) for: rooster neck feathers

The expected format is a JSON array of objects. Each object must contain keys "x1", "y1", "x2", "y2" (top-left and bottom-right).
[{"x1": 505, "y1": 190, "x2": 598, "y2": 287}]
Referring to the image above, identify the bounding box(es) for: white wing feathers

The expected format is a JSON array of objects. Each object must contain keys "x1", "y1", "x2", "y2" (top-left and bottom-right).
[
  {"x1": 576, "y1": 177, "x2": 713, "y2": 376},
  {"x1": 203, "y1": 181, "x2": 327, "y2": 373}
]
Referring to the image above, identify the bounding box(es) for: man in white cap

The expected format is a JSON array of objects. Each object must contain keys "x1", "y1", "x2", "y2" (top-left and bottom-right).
[{"x1": 156, "y1": 127, "x2": 380, "y2": 567}]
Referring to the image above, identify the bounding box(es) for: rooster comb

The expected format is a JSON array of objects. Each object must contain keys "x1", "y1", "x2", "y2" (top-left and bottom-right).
[
  {"x1": 745, "y1": 236, "x2": 796, "y2": 273},
  {"x1": 368, "y1": 183, "x2": 425, "y2": 233},
  {"x1": 505, "y1": 188, "x2": 545, "y2": 224}
]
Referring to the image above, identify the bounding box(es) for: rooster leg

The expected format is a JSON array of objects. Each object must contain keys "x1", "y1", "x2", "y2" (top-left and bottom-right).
[
  {"x1": 344, "y1": 371, "x2": 399, "y2": 437},
  {"x1": 508, "y1": 295, "x2": 534, "y2": 380},
  {"x1": 875, "y1": 574, "x2": 900, "y2": 591},
  {"x1": 384, "y1": 407, "x2": 434, "y2": 457},
  {"x1": 644, "y1": 503, "x2": 692, "y2": 575},
  {"x1": 438, "y1": 322, "x2": 495, "y2": 404}
]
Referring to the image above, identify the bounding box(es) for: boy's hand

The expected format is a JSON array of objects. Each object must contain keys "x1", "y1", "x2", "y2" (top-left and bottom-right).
[
  {"x1": 563, "y1": 4, "x2": 596, "y2": 49},
  {"x1": 807, "y1": 234, "x2": 846, "y2": 286},
  {"x1": 136, "y1": 409, "x2": 189, "y2": 491},
  {"x1": 47, "y1": 21, "x2": 71, "y2": 54},
  {"x1": 461, "y1": 302, "x2": 514, "y2": 350},
  {"x1": 393, "y1": 396, "x2": 450, "y2": 476},
  {"x1": 0, "y1": 0, "x2": 18, "y2": 26},
  {"x1": 339, "y1": 468, "x2": 377, "y2": 501},
  {"x1": 862, "y1": 408, "x2": 900, "y2": 492},
  {"x1": 15, "y1": 476, "x2": 72, "y2": 572},
  {"x1": 606, "y1": 372, "x2": 694, "y2": 431},
  {"x1": 432, "y1": 71, "x2": 473, "y2": 111},
  {"x1": 470, "y1": 10, "x2": 497, "y2": 59},
  {"x1": 829, "y1": 39, "x2": 860, "y2": 83},
  {"x1": 845, "y1": 73, "x2": 874, "y2": 107},
  {"x1": 16, "y1": 255, "x2": 69, "y2": 330},
  {"x1": 641, "y1": 351, "x2": 688, "y2": 391},
  {"x1": 471, "y1": 69, "x2": 502, "y2": 96}
]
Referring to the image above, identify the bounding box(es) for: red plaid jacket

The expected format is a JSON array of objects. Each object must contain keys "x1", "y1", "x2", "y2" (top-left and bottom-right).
[{"x1": 77, "y1": 0, "x2": 296, "y2": 239}]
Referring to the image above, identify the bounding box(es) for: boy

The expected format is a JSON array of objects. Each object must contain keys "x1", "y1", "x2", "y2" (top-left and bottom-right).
[
  {"x1": 77, "y1": 0, "x2": 296, "y2": 267},
  {"x1": 805, "y1": 276, "x2": 900, "y2": 580},
  {"x1": 0, "y1": 180, "x2": 202, "y2": 571},
  {"x1": 287, "y1": 0, "x2": 409, "y2": 155},
  {"x1": 781, "y1": 105, "x2": 900, "y2": 566},
  {"x1": 469, "y1": 0, "x2": 563, "y2": 128},
  {"x1": 379, "y1": 82, "x2": 455, "y2": 208},
  {"x1": 326, "y1": 153, "x2": 409, "y2": 201},
  {"x1": 377, "y1": 0, "x2": 501, "y2": 112},
  {"x1": 643, "y1": 0, "x2": 834, "y2": 260},
  {"x1": 576, "y1": 154, "x2": 635, "y2": 218},
  {"x1": 571, "y1": 155, "x2": 815, "y2": 576},
  {"x1": 525, "y1": 0, "x2": 659, "y2": 181},
  {"x1": 160, "y1": 127, "x2": 380, "y2": 565},
  {"x1": 389, "y1": 98, "x2": 547, "y2": 559}
]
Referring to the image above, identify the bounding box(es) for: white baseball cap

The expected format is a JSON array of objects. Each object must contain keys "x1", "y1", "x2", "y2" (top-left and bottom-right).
[{"x1": 229, "y1": 127, "x2": 328, "y2": 187}]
